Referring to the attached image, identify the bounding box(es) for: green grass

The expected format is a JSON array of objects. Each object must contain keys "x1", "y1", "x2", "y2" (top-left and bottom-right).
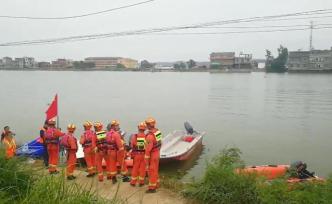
[
  {"x1": 182, "y1": 147, "x2": 332, "y2": 204},
  {"x1": 0, "y1": 148, "x2": 119, "y2": 204}
]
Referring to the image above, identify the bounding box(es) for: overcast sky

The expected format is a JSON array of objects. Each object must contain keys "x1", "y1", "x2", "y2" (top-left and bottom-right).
[{"x1": 0, "y1": 0, "x2": 332, "y2": 62}]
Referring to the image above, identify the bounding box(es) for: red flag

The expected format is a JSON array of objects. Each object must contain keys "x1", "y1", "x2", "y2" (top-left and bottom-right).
[{"x1": 45, "y1": 94, "x2": 58, "y2": 121}]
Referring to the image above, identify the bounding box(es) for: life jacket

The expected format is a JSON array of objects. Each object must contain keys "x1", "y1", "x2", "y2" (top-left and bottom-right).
[
  {"x1": 106, "y1": 130, "x2": 118, "y2": 151},
  {"x1": 3, "y1": 137, "x2": 16, "y2": 158},
  {"x1": 152, "y1": 130, "x2": 162, "y2": 150},
  {"x1": 133, "y1": 133, "x2": 146, "y2": 152},
  {"x1": 82, "y1": 130, "x2": 94, "y2": 148},
  {"x1": 96, "y1": 130, "x2": 107, "y2": 151},
  {"x1": 45, "y1": 127, "x2": 59, "y2": 144}
]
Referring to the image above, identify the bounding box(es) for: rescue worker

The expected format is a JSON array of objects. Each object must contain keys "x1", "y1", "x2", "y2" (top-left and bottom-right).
[
  {"x1": 111, "y1": 120, "x2": 130, "y2": 182},
  {"x1": 94, "y1": 122, "x2": 111, "y2": 182},
  {"x1": 144, "y1": 117, "x2": 162, "y2": 193},
  {"x1": 2, "y1": 130, "x2": 16, "y2": 159},
  {"x1": 106, "y1": 122, "x2": 125, "y2": 184},
  {"x1": 45, "y1": 119, "x2": 65, "y2": 174},
  {"x1": 39, "y1": 122, "x2": 49, "y2": 167},
  {"x1": 130, "y1": 122, "x2": 147, "y2": 187},
  {"x1": 80, "y1": 121, "x2": 96, "y2": 177},
  {"x1": 64, "y1": 124, "x2": 78, "y2": 180},
  {"x1": 1, "y1": 126, "x2": 14, "y2": 142}
]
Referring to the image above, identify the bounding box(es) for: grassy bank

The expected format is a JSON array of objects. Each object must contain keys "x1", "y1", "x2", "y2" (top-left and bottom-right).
[
  {"x1": 181, "y1": 148, "x2": 332, "y2": 204},
  {"x1": 0, "y1": 149, "x2": 111, "y2": 204}
]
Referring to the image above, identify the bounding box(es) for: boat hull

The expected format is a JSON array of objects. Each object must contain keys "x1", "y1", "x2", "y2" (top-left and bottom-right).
[{"x1": 161, "y1": 136, "x2": 203, "y2": 162}]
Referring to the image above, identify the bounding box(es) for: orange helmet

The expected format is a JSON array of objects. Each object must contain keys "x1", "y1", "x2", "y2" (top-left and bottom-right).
[
  {"x1": 48, "y1": 119, "x2": 56, "y2": 125},
  {"x1": 111, "y1": 120, "x2": 120, "y2": 126},
  {"x1": 67, "y1": 124, "x2": 76, "y2": 131},
  {"x1": 145, "y1": 117, "x2": 156, "y2": 125},
  {"x1": 94, "y1": 122, "x2": 103, "y2": 128},
  {"x1": 138, "y1": 122, "x2": 147, "y2": 130},
  {"x1": 83, "y1": 121, "x2": 93, "y2": 128}
]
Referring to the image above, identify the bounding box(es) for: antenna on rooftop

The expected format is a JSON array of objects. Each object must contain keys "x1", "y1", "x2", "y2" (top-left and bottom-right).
[{"x1": 309, "y1": 21, "x2": 314, "y2": 51}]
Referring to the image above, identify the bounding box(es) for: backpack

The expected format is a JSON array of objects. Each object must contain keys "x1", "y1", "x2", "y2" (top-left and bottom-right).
[{"x1": 60, "y1": 134, "x2": 70, "y2": 148}]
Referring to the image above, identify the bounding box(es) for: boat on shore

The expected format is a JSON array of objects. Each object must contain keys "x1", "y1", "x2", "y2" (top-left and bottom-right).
[
  {"x1": 17, "y1": 122, "x2": 204, "y2": 166},
  {"x1": 160, "y1": 122, "x2": 205, "y2": 162},
  {"x1": 237, "y1": 163, "x2": 324, "y2": 183}
]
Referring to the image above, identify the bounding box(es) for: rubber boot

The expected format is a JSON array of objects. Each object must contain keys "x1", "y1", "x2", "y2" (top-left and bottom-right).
[
  {"x1": 112, "y1": 177, "x2": 117, "y2": 184},
  {"x1": 122, "y1": 176, "x2": 130, "y2": 182}
]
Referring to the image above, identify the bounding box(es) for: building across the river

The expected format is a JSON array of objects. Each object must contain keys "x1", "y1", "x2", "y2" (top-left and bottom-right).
[
  {"x1": 287, "y1": 48, "x2": 332, "y2": 72},
  {"x1": 85, "y1": 57, "x2": 138, "y2": 69}
]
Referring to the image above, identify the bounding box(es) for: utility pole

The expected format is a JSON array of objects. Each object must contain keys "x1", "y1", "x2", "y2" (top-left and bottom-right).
[{"x1": 309, "y1": 21, "x2": 314, "y2": 51}]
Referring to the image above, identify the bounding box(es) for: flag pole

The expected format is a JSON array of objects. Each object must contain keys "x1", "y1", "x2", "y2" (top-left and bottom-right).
[{"x1": 56, "y1": 94, "x2": 59, "y2": 129}]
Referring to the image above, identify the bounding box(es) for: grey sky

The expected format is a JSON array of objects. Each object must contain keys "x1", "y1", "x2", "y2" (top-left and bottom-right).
[{"x1": 0, "y1": 0, "x2": 332, "y2": 62}]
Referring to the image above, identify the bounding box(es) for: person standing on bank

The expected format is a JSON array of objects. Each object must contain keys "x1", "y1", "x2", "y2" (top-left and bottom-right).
[
  {"x1": 144, "y1": 117, "x2": 162, "y2": 193},
  {"x1": 63, "y1": 124, "x2": 78, "y2": 180},
  {"x1": 45, "y1": 119, "x2": 65, "y2": 174},
  {"x1": 39, "y1": 121, "x2": 49, "y2": 167},
  {"x1": 80, "y1": 121, "x2": 97, "y2": 177},
  {"x1": 130, "y1": 122, "x2": 147, "y2": 187},
  {"x1": 2, "y1": 128, "x2": 16, "y2": 159}
]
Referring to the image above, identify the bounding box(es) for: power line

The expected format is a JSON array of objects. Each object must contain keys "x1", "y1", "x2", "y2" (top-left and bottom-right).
[
  {"x1": 0, "y1": 0, "x2": 155, "y2": 20},
  {"x1": 1, "y1": 9, "x2": 332, "y2": 46},
  {"x1": 148, "y1": 26, "x2": 332, "y2": 35},
  {"x1": 196, "y1": 23, "x2": 332, "y2": 29}
]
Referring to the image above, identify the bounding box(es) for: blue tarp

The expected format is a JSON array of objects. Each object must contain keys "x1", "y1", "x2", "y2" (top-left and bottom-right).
[{"x1": 16, "y1": 138, "x2": 45, "y2": 158}]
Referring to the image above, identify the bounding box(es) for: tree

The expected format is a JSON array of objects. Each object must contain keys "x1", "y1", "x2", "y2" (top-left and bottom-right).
[
  {"x1": 174, "y1": 62, "x2": 187, "y2": 70},
  {"x1": 266, "y1": 45, "x2": 288, "y2": 73},
  {"x1": 140, "y1": 60, "x2": 154, "y2": 69},
  {"x1": 116, "y1": 63, "x2": 126, "y2": 69},
  {"x1": 73, "y1": 61, "x2": 95, "y2": 69},
  {"x1": 187, "y1": 59, "x2": 196, "y2": 69}
]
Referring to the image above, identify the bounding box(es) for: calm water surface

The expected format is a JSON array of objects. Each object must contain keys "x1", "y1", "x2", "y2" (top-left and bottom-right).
[{"x1": 0, "y1": 71, "x2": 332, "y2": 178}]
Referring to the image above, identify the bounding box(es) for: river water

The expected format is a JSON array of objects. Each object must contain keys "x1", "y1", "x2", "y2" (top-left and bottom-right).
[{"x1": 0, "y1": 71, "x2": 332, "y2": 178}]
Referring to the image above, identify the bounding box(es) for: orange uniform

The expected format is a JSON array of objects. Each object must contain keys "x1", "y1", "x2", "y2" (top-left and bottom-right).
[
  {"x1": 45, "y1": 127, "x2": 65, "y2": 173},
  {"x1": 106, "y1": 130, "x2": 124, "y2": 181},
  {"x1": 95, "y1": 130, "x2": 111, "y2": 182},
  {"x1": 130, "y1": 132, "x2": 147, "y2": 186},
  {"x1": 2, "y1": 136, "x2": 16, "y2": 159},
  {"x1": 80, "y1": 130, "x2": 96, "y2": 175},
  {"x1": 117, "y1": 133, "x2": 128, "y2": 176},
  {"x1": 65, "y1": 133, "x2": 78, "y2": 177},
  {"x1": 145, "y1": 129, "x2": 162, "y2": 190}
]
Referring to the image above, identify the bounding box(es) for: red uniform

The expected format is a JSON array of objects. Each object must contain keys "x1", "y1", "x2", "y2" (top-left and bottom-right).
[
  {"x1": 80, "y1": 130, "x2": 96, "y2": 175},
  {"x1": 130, "y1": 132, "x2": 147, "y2": 186},
  {"x1": 145, "y1": 129, "x2": 162, "y2": 190},
  {"x1": 107, "y1": 130, "x2": 124, "y2": 179},
  {"x1": 45, "y1": 127, "x2": 65, "y2": 173},
  {"x1": 95, "y1": 130, "x2": 110, "y2": 181},
  {"x1": 65, "y1": 133, "x2": 78, "y2": 176}
]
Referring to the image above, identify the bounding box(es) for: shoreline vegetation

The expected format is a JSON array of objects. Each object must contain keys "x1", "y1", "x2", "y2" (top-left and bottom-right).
[
  {"x1": 1, "y1": 148, "x2": 332, "y2": 204},
  {"x1": 1, "y1": 68, "x2": 332, "y2": 73}
]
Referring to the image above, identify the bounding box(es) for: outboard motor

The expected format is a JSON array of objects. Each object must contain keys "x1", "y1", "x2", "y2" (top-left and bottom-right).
[
  {"x1": 290, "y1": 161, "x2": 315, "y2": 179},
  {"x1": 184, "y1": 121, "x2": 194, "y2": 135}
]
